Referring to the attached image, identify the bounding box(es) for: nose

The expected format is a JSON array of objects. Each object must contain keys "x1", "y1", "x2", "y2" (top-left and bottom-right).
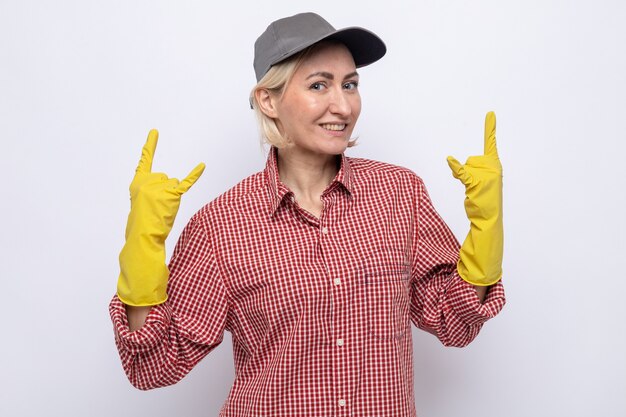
[{"x1": 328, "y1": 87, "x2": 352, "y2": 117}]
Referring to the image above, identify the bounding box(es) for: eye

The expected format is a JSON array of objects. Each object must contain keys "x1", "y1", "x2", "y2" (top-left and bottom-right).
[
  {"x1": 309, "y1": 82, "x2": 326, "y2": 91},
  {"x1": 343, "y1": 81, "x2": 359, "y2": 90}
]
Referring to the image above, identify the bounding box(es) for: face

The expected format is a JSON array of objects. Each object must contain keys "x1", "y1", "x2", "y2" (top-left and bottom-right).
[{"x1": 269, "y1": 42, "x2": 361, "y2": 157}]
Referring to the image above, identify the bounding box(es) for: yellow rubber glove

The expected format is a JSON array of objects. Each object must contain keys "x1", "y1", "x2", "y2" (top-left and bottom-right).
[
  {"x1": 117, "y1": 129, "x2": 205, "y2": 306},
  {"x1": 446, "y1": 111, "x2": 503, "y2": 286}
]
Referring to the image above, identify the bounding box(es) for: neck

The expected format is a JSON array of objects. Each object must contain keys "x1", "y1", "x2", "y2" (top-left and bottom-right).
[{"x1": 276, "y1": 147, "x2": 340, "y2": 200}]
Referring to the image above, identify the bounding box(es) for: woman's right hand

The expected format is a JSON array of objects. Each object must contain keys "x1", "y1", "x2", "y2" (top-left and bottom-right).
[{"x1": 117, "y1": 129, "x2": 205, "y2": 307}]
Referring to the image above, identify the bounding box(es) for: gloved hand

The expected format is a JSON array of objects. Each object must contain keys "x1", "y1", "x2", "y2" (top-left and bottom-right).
[
  {"x1": 446, "y1": 111, "x2": 503, "y2": 286},
  {"x1": 117, "y1": 129, "x2": 205, "y2": 306}
]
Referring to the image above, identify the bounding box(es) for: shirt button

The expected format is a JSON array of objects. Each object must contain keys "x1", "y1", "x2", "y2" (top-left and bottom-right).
[
  {"x1": 338, "y1": 399, "x2": 346, "y2": 407},
  {"x1": 336, "y1": 339, "x2": 344, "y2": 347},
  {"x1": 321, "y1": 227, "x2": 328, "y2": 235},
  {"x1": 333, "y1": 278, "x2": 341, "y2": 286}
]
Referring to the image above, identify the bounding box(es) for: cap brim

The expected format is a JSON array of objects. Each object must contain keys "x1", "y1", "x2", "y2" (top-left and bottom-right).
[
  {"x1": 324, "y1": 27, "x2": 387, "y2": 68},
  {"x1": 269, "y1": 26, "x2": 386, "y2": 72}
]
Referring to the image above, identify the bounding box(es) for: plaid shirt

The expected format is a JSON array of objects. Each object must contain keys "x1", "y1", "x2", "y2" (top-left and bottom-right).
[{"x1": 110, "y1": 147, "x2": 505, "y2": 416}]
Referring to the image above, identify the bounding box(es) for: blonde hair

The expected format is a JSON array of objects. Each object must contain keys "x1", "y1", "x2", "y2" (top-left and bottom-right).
[{"x1": 250, "y1": 43, "x2": 358, "y2": 148}]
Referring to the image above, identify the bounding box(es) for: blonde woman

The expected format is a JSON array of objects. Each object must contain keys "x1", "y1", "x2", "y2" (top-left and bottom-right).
[{"x1": 111, "y1": 12, "x2": 505, "y2": 416}]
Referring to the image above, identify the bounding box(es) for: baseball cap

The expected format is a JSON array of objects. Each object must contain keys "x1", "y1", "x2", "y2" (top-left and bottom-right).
[{"x1": 253, "y1": 12, "x2": 386, "y2": 82}]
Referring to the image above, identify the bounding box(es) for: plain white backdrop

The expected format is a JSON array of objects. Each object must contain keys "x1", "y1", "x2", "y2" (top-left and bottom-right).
[{"x1": 1, "y1": 1, "x2": 624, "y2": 416}]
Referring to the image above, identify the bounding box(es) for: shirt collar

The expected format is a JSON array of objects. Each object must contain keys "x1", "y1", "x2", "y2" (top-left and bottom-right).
[{"x1": 265, "y1": 146, "x2": 354, "y2": 215}]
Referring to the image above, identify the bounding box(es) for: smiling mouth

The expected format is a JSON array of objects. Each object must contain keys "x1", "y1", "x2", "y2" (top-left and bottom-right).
[{"x1": 320, "y1": 123, "x2": 347, "y2": 131}]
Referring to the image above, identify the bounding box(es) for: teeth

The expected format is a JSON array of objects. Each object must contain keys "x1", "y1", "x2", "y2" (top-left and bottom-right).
[{"x1": 321, "y1": 124, "x2": 346, "y2": 131}]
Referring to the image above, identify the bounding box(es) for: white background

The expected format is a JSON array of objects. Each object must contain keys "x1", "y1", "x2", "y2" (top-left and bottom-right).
[{"x1": 1, "y1": 1, "x2": 624, "y2": 416}]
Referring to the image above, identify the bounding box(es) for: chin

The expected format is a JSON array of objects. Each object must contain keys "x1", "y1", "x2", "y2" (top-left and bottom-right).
[
  {"x1": 287, "y1": 133, "x2": 351, "y2": 156},
  {"x1": 321, "y1": 140, "x2": 349, "y2": 155}
]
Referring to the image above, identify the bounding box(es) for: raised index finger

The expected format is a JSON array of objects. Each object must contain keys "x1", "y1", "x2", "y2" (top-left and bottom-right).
[
  {"x1": 483, "y1": 111, "x2": 498, "y2": 156},
  {"x1": 136, "y1": 129, "x2": 159, "y2": 174}
]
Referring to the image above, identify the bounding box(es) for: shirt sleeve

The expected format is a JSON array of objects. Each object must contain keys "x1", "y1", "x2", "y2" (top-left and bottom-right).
[
  {"x1": 409, "y1": 175, "x2": 505, "y2": 347},
  {"x1": 109, "y1": 213, "x2": 229, "y2": 390}
]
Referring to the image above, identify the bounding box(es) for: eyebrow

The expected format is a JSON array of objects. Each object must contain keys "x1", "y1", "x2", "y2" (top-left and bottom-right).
[{"x1": 305, "y1": 71, "x2": 359, "y2": 80}]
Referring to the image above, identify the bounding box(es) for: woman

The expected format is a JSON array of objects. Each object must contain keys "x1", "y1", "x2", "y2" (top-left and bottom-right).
[{"x1": 111, "y1": 12, "x2": 505, "y2": 416}]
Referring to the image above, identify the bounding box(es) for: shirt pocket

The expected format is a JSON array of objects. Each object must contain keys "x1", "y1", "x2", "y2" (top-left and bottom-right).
[{"x1": 362, "y1": 248, "x2": 411, "y2": 340}]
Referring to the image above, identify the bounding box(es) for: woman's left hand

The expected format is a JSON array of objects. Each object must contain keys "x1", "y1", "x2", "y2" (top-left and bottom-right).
[{"x1": 446, "y1": 111, "x2": 503, "y2": 287}]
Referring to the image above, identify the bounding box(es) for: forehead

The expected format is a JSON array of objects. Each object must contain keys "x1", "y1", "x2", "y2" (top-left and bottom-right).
[{"x1": 295, "y1": 42, "x2": 357, "y2": 76}]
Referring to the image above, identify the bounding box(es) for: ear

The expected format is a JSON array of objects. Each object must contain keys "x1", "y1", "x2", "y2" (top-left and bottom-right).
[{"x1": 255, "y1": 88, "x2": 279, "y2": 118}]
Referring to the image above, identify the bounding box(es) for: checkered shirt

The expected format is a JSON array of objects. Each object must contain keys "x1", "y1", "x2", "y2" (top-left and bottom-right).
[{"x1": 110, "y1": 147, "x2": 505, "y2": 416}]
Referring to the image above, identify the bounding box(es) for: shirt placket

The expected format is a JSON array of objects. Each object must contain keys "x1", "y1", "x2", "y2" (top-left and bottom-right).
[{"x1": 319, "y1": 191, "x2": 351, "y2": 416}]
